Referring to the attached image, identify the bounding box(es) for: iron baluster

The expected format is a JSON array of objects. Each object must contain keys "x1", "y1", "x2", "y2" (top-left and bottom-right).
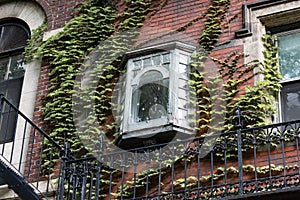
[
  {"x1": 79, "y1": 161, "x2": 88, "y2": 200},
  {"x1": 171, "y1": 143, "x2": 175, "y2": 200},
  {"x1": 94, "y1": 162, "x2": 101, "y2": 200},
  {"x1": 252, "y1": 130, "x2": 258, "y2": 193},
  {"x1": 44, "y1": 135, "x2": 52, "y2": 194},
  {"x1": 210, "y1": 145, "x2": 214, "y2": 198},
  {"x1": 0, "y1": 94, "x2": 3, "y2": 155},
  {"x1": 87, "y1": 164, "x2": 94, "y2": 200},
  {"x1": 184, "y1": 142, "x2": 188, "y2": 199},
  {"x1": 120, "y1": 153, "x2": 125, "y2": 199},
  {"x1": 280, "y1": 126, "x2": 287, "y2": 188},
  {"x1": 9, "y1": 104, "x2": 18, "y2": 163},
  {"x1": 1, "y1": 104, "x2": 12, "y2": 155},
  {"x1": 235, "y1": 106, "x2": 244, "y2": 195},
  {"x1": 266, "y1": 130, "x2": 272, "y2": 190},
  {"x1": 223, "y1": 134, "x2": 228, "y2": 196},
  {"x1": 94, "y1": 135, "x2": 104, "y2": 200},
  {"x1": 158, "y1": 147, "x2": 162, "y2": 196},
  {"x1": 108, "y1": 161, "x2": 113, "y2": 200},
  {"x1": 18, "y1": 120, "x2": 28, "y2": 171},
  {"x1": 295, "y1": 129, "x2": 300, "y2": 179},
  {"x1": 26, "y1": 128, "x2": 36, "y2": 179},
  {"x1": 197, "y1": 140, "x2": 202, "y2": 198},
  {"x1": 145, "y1": 149, "x2": 150, "y2": 199},
  {"x1": 58, "y1": 141, "x2": 72, "y2": 200}
]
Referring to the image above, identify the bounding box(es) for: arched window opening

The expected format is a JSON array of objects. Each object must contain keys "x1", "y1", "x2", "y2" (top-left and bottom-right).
[{"x1": 0, "y1": 19, "x2": 30, "y2": 143}]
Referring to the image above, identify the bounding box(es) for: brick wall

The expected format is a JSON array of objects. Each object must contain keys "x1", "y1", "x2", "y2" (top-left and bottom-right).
[
  {"x1": 29, "y1": 0, "x2": 279, "y2": 195},
  {"x1": 35, "y1": 0, "x2": 86, "y2": 30},
  {"x1": 31, "y1": 0, "x2": 88, "y2": 132},
  {"x1": 31, "y1": 0, "x2": 257, "y2": 138}
]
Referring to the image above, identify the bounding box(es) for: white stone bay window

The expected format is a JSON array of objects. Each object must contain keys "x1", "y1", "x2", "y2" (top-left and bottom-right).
[{"x1": 116, "y1": 42, "x2": 197, "y2": 148}]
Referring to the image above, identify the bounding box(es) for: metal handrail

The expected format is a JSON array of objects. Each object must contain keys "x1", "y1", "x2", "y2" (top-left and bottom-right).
[
  {"x1": 0, "y1": 94, "x2": 64, "y2": 199},
  {"x1": 0, "y1": 94, "x2": 62, "y2": 150}
]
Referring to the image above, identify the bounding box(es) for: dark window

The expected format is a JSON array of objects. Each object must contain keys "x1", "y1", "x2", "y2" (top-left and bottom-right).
[
  {"x1": 0, "y1": 77, "x2": 23, "y2": 143},
  {"x1": 133, "y1": 83, "x2": 169, "y2": 122},
  {"x1": 280, "y1": 81, "x2": 300, "y2": 121},
  {"x1": 0, "y1": 19, "x2": 29, "y2": 143},
  {"x1": 131, "y1": 70, "x2": 169, "y2": 122}
]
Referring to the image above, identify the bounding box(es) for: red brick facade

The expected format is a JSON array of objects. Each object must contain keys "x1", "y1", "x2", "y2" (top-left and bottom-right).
[
  {"x1": 23, "y1": 0, "x2": 300, "y2": 198},
  {"x1": 35, "y1": 0, "x2": 85, "y2": 30}
]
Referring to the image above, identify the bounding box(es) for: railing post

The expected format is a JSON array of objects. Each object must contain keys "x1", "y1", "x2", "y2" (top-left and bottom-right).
[
  {"x1": 94, "y1": 134, "x2": 105, "y2": 199},
  {"x1": 57, "y1": 141, "x2": 71, "y2": 200},
  {"x1": 0, "y1": 93, "x2": 3, "y2": 122},
  {"x1": 0, "y1": 93, "x2": 3, "y2": 109},
  {"x1": 235, "y1": 107, "x2": 244, "y2": 195}
]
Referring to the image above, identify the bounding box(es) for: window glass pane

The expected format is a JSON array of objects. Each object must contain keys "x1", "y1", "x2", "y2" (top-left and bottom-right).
[
  {"x1": 139, "y1": 70, "x2": 163, "y2": 85},
  {"x1": 0, "y1": 24, "x2": 28, "y2": 53},
  {"x1": 143, "y1": 57, "x2": 152, "y2": 67},
  {"x1": 0, "y1": 57, "x2": 8, "y2": 81},
  {"x1": 162, "y1": 53, "x2": 170, "y2": 63},
  {"x1": 179, "y1": 63, "x2": 188, "y2": 74},
  {"x1": 0, "y1": 54, "x2": 25, "y2": 81},
  {"x1": 162, "y1": 63, "x2": 169, "y2": 69},
  {"x1": 153, "y1": 55, "x2": 161, "y2": 65},
  {"x1": 133, "y1": 60, "x2": 141, "y2": 69},
  {"x1": 9, "y1": 54, "x2": 25, "y2": 79},
  {"x1": 281, "y1": 81, "x2": 300, "y2": 122},
  {"x1": 0, "y1": 77, "x2": 23, "y2": 143},
  {"x1": 278, "y1": 32, "x2": 300, "y2": 80},
  {"x1": 132, "y1": 70, "x2": 169, "y2": 122},
  {"x1": 179, "y1": 54, "x2": 188, "y2": 65},
  {"x1": 133, "y1": 82, "x2": 169, "y2": 122}
]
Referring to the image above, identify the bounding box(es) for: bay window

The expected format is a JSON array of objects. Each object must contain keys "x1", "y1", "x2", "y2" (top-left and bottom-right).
[{"x1": 116, "y1": 42, "x2": 196, "y2": 148}]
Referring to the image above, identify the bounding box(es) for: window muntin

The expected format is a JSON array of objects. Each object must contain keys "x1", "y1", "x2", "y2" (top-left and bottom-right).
[
  {"x1": 0, "y1": 23, "x2": 29, "y2": 53},
  {"x1": 278, "y1": 31, "x2": 300, "y2": 122},
  {"x1": 0, "y1": 54, "x2": 25, "y2": 80}
]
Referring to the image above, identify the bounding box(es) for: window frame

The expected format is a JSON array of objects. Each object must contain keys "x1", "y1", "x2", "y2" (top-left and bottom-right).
[
  {"x1": 275, "y1": 28, "x2": 300, "y2": 122},
  {"x1": 238, "y1": 0, "x2": 300, "y2": 123},
  {"x1": 0, "y1": 20, "x2": 30, "y2": 54},
  {"x1": 0, "y1": 19, "x2": 30, "y2": 143}
]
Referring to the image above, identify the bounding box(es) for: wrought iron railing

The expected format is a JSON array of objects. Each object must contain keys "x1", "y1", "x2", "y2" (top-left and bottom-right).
[
  {"x1": 0, "y1": 94, "x2": 63, "y2": 199},
  {"x1": 1, "y1": 92, "x2": 300, "y2": 200},
  {"x1": 58, "y1": 115, "x2": 300, "y2": 199}
]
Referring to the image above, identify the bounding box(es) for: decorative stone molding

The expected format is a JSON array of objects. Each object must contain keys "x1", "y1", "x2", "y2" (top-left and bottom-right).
[
  {"x1": 0, "y1": 1, "x2": 45, "y2": 31},
  {"x1": 235, "y1": 0, "x2": 297, "y2": 38}
]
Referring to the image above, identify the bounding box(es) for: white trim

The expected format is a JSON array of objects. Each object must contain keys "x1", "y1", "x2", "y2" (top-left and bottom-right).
[
  {"x1": 43, "y1": 28, "x2": 63, "y2": 41},
  {"x1": 0, "y1": 1, "x2": 45, "y2": 31}
]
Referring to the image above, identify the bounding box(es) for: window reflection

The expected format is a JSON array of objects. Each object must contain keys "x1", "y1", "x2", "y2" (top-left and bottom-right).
[
  {"x1": 281, "y1": 82, "x2": 300, "y2": 121},
  {"x1": 278, "y1": 32, "x2": 300, "y2": 80}
]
